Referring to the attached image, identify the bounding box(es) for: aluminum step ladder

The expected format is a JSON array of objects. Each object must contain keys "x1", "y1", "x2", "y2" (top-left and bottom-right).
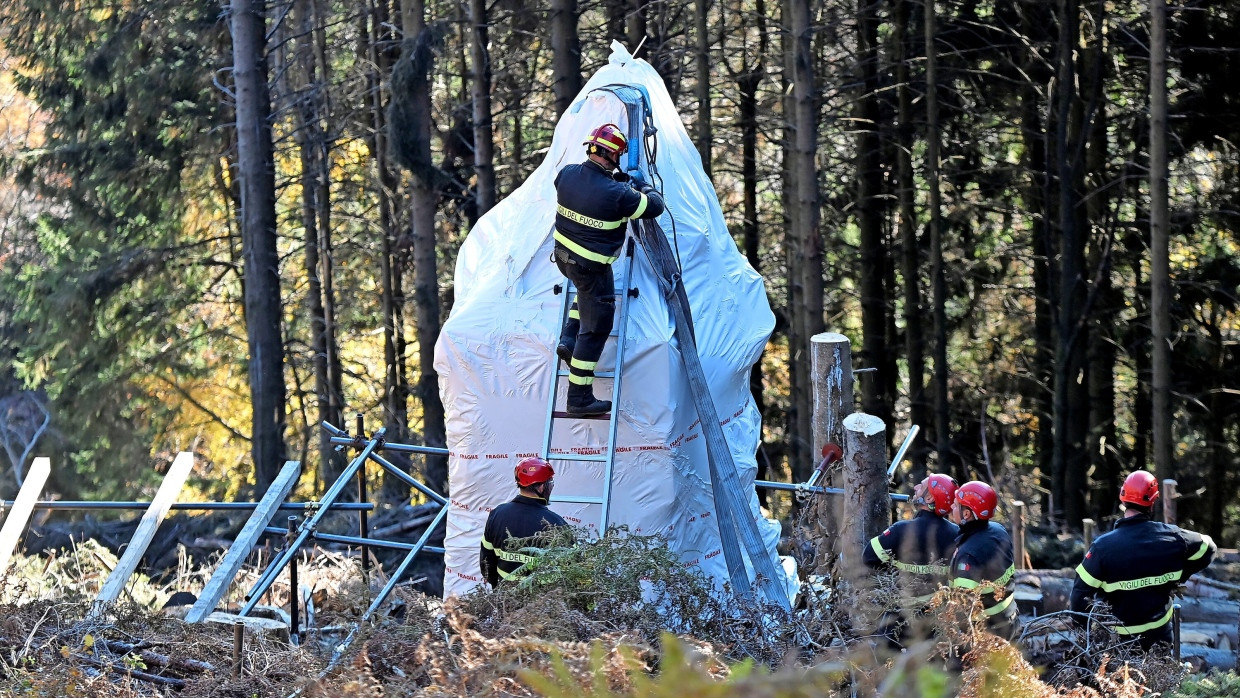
[{"x1": 540, "y1": 237, "x2": 639, "y2": 535}]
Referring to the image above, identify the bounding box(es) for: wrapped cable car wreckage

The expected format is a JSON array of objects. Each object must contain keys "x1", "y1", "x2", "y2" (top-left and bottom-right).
[{"x1": 433, "y1": 42, "x2": 796, "y2": 604}]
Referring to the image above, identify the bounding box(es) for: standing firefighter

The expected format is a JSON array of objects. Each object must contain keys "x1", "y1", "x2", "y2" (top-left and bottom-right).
[
  {"x1": 553, "y1": 123, "x2": 665, "y2": 415},
  {"x1": 949, "y1": 481, "x2": 1019, "y2": 639},
  {"x1": 1071, "y1": 471, "x2": 1217, "y2": 650},
  {"x1": 864, "y1": 473, "x2": 960, "y2": 599},
  {"x1": 479, "y1": 457, "x2": 571, "y2": 587},
  {"x1": 863, "y1": 473, "x2": 960, "y2": 646}
]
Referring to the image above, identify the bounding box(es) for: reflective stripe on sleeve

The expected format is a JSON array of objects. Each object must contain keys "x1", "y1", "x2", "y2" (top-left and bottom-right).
[
  {"x1": 1188, "y1": 536, "x2": 1213, "y2": 561},
  {"x1": 983, "y1": 594, "x2": 1015, "y2": 616},
  {"x1": 1113, "y1": 605, "x2": 1174, "y2": 635},
  {"x1": 1076, "y1": 563, "x2": 1104, "y2": 588},
  {"x1": 553, "y1": 231, "x2": 620, "y2": 264},
  {"x1": 630, "y1": 193, "x2": 649, "y2": 219},
  {"x1": 869, "y1": 537, "x2": 893, "y2": 564}
]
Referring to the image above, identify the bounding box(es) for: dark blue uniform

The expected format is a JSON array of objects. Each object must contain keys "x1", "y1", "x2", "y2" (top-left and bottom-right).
[
  {"x1": 479, "y1": 494, "x2": 569, "y2": 587},
  {"x1": 864, "y1": 510, "x2": 959, "y2": 604},
  {"x1": 950, "y1": 520, "x2": 1018, "y2": 638},
  {"x1": 553, "y1": 160, "x2": 664, "y2": 399},
  {"x1": 1071, "y1": 514, "x2": 1215, "y2": 649}
]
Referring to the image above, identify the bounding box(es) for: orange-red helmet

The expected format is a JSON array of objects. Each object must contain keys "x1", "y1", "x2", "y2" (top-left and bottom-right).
[
  {"x1": 1120, "y1": 471, "x2": 1159, "y2": 507},
  {"x1": 923, "y1": 473, "x2": 958, "y2": 516},
  {"x1": 583, "y1": 123, "x2": 628, "y2": 158},
  {"x1": 515, "y1": 457, "x2": 555, "y2": 487},
  {"x1": 955, "y1": 481, "x2": 998, "y2": 520}
]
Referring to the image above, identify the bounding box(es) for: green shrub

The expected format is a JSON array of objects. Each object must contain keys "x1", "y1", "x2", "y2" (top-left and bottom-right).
[{"x1": 1169, "y1": 671, "x2": 1240, "y2": 698}]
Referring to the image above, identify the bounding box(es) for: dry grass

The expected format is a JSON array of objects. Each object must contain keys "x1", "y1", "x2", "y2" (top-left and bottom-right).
[{"x1": 0, "y1": 526, "x2": 1199, "y2": 697}]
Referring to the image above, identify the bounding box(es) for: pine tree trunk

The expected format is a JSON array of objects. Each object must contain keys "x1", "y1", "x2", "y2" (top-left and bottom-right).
[
  {"x1": 469, "y1": 0, "x2": 495, "y2": 214},
  {"x1": 1082, "y1": 0, "x2": 1118, "y2": 520},
  {"x1": 362, "y1": 0, "x2": 413, "y2": 500},
  {"x1": 785, "y1": 0, "x2": 822, "y2": 483},
  {"x1": 627, "y1": 0, "x2": 647, "y2": 51},
  {"x1": 856, "y1": 0, "x2": 888, "y2": 429},
  {"x1": 1149, "y1": 0, "x2": 1172, "y2": 487},
  {"x1": 1052, "y1": 0, "x2": 1089, "y2": 529},
  {"x1": 231, "y1": 0, "x2": 288, "y2": 490},
  {"x1": 550, "y1": 0, "x2": 582, "y2": 117},
  {"x1": 925, "y1": 0, "x2": 952, "y2": 478},
  {"x1": 893, "y1": 0, "x2": 926, "y2": 481},
  {"x1": 694, "y1": 0, "x2": 711, "y2": 177}
]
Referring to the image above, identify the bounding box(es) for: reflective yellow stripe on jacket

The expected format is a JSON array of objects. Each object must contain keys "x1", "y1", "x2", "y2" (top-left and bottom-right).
[
  {"x1": 951, "y1": 564, "x2": 1016, "y2": 595},
  {"x1": 1113, "y1": 605, "x2": 1174, "y2": 635},
  {"x1": 1075, "y1": 564, "x2": 1183, "y2": 593},
  {"x1": 482, "y1": 537, "x2": 539, "y2": 580},
  {"x1": 553, "y1": 230, "x2": 619, "y2": 264},
  {"x1": 870, "y1": 537, "x2": 949, "y2": 576}
]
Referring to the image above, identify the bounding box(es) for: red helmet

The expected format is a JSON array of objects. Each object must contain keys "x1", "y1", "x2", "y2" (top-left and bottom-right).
[
  {"x1": 1120, "y1": 471, "x2": 1159, "y2": 507},
  {"x1": 583, "y1": 123, "x2": 628, "y2": 158},
  {"x1": 955, "y1": 481, "x2": 998, "y2": 520},
  {"x1": 922, "y1": 473, "x2": 958, "y2": 516},
  {"x1": 515, "y1": 457, "x2": 555, "y2": 487}
]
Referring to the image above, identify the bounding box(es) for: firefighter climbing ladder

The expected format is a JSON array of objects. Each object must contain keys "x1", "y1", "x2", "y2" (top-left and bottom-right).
[
  {"x1": 540, "y1": 84, "x2": 789, "y2": 607},
  {"x1": 540, "y1": 238, "x2": 638, "y2": 535}
]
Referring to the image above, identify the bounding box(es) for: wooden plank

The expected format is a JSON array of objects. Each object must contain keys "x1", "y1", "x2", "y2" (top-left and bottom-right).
[
  {"x1": 185, "y1": 460, "x2": 301, "y2": 623},
  {"x1": 90, "y1": 452, "x2": 195, "y2": 617},
  {"x1": 0, "y1": 457, "x2": 51, "y2": 577}
]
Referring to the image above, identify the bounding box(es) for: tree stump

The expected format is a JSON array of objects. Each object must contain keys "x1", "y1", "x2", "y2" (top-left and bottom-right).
[{"x1": 840, "y1": 412, "x2": 887, "y2": 632}]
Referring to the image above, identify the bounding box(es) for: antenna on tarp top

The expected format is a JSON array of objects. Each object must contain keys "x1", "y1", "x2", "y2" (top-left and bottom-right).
[{"x1": 632, "y1": 35, "x2": 647, "y2": 58}]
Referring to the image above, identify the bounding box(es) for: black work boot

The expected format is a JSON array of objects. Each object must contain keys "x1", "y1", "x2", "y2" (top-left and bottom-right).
[
  {"x1": 566, "y1": 383, "x2": 611, "y2": 416},
  {"x1": 556, "y1": 339, "x2": 574, "y2": 365}
]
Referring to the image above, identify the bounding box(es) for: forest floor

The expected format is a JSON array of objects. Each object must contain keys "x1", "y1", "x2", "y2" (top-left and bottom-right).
[{"x1": 2, "y1": 530, "x2": 1236, "y2": 698}]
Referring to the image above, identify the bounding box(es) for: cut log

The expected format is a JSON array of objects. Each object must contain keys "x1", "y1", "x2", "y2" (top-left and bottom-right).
[
  {"x1": 1181, "y1": 644, "x2": 1237, "y2": 671},
  {"x1": 1178, "y1": 596, "x2": 1240, "y2": 625},
  {"x1": 1012, "y1": 571, "x2": 1075, "y2": 614}
]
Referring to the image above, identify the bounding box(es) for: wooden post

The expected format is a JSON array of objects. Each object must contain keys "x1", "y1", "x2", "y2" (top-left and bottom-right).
[
  {"x1": 810, "y1": 333, "x2": 854, "y2": 458},
  {"x1": 0, "y1": 457, "x2": 51, "y2": 579},
  {"x1": 1083, "y1": 518, "x2": 1096, "y2": 550},
  {"x1": 1011, "y1": 500, "x2": 1027, "y2": 569},
  {"x1": 1163, "y1": 479, "x2": 1178, "y2": 525},
  {"x1": 840, "y1": 413, "x2": 887, "y2": 601},
  {"x1": 186, "y1": 460, "x2": 302, "y2": 623},
  {"x1": 90, "y1": 452, "x2": 194, "y2": 617},
  {"x1": 808, "y1": 333, "x2": 854, "y2": 555}
]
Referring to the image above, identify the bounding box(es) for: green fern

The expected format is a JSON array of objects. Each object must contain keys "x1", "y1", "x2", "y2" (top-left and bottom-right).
[{"x1": 1169, "y1": 671, "x2": 1240, "y2": 698}]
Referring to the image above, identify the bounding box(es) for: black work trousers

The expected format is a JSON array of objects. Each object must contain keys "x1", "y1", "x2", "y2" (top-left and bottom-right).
[{"x1": 555, "y1": 245, "x2": 615, "y2": 388}]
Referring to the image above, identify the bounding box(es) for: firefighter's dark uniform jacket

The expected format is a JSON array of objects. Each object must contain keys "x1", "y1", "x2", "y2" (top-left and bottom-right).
[
  {"x1": 479, "y1": 494, "x2": 569, "y2": 587},
  {"x1": 1070, "y1": 513, "x2": 1216, "y2": 646},
  {"x1": 950, "y1": 519, "x2": 1018, "y2": 635},
  {"x1": 553, "y1": 160, "x2": 665, "y2": 265},
  {"x1": 553, "y1": 160, "x2": 665, "y2": 392},
  {"x1": 863, "y1": 510, "x2": 959, "y2": 604}
]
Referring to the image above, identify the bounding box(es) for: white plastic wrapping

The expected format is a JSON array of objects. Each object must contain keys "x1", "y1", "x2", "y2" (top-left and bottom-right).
[{"x1": 433, "y1": 42, "x2": 794, "y2": 601}]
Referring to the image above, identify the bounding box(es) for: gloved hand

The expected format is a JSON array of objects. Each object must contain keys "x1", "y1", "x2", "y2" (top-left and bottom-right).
[
  {"x1": 612, "y1": 170, "x2": 631, "y2": 183},
  {"x1": 626, "y1": 168, "x2": 647, "y2": 187}
]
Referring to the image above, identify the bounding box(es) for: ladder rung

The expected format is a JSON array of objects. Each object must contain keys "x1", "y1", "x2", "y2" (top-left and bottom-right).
[
  {"x1": 551, "y1": 495, "x2": 604, "y2": 505},
  {"x1": 555, "y1": 369, "x2": 614, "y2": 378},
  {"x1": 548, "y1": 451, "x2": 611, "y2": 462},
  {"x1": 551, "y1": 411, "x2": 611, "y2": 421}
]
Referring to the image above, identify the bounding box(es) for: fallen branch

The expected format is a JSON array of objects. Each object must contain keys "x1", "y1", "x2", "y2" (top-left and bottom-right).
[
  {"x1": 100, "y1": 638, "x2": 217, "y2": 675},
  {"x1": 73, "y1": 654, "x2": 187, "y2": 688}
]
